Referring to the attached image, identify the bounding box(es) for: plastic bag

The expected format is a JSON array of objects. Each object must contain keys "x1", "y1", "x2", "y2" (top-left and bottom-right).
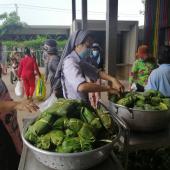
[
  {"x1": 38, "y1": 93, "x2": 58, "y2": 112},
  {"x1": 36, "y1": 75, "x2": 46, "y2": 100},
  {"x1": 15, "y1": 81, "x2": 24, "y2": 97}
]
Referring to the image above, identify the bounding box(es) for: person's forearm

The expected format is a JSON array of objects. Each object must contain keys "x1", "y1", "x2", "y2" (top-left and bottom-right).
[
  {"x1": 78, "y1": 82, "x2": 110, "y2": 93},
  {"x1": 99, "y1": 71, "x2": 116, "y2": 82},
  {"x1": 0, "y1": 101, "x2": 18, "y2": 113}
]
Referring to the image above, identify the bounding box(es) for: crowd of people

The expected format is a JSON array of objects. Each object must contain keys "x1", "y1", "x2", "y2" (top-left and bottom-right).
[{"x1": 0, "y1": 29, "x2": 170, "y2": 170}]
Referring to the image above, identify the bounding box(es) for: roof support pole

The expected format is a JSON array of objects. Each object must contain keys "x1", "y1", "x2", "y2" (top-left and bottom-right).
[
  {"x1": 105, "y1": 0, "x2": 118, "y2": 76},
  {"x1": 81, "y1": 0, "x2": 87, "y2": 30}
]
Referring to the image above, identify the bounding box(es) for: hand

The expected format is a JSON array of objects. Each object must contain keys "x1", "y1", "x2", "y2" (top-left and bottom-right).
[
  {"x1": 111, "y1": 78, "x2": 124, "y2": 93},
  {"x1": 15, "y1": 100, "x2": 39, "y2": 113},
  {"x1": 108, "y1": 88, "x2": 120, "y2": 96},
  {"x1": 89, "y1": 92, "x2": 100, "y2": 109}
]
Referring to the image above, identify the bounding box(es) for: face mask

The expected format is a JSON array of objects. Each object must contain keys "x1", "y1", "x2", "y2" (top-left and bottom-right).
[
  {"x1": 79, "y1": 48, "x2": 91, "y2": 59},
  {"x1": 92, "y1": 50, "x2": 99, "y2": 57}
]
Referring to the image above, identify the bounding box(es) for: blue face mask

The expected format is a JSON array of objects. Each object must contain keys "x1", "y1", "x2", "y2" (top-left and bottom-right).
[
  {"x1": 92, "y1": 50, "x2": 99, "y2": 57},
  {"x1": 79, "y1": 48, "x2": 91, "y2": 59}
]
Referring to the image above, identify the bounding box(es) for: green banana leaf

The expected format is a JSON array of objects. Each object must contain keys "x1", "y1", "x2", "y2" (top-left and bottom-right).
[
  {"x1": 65, "y1": 129, "x2": 77, "y2": 137},
  {"x1": 57, "y1": 137, "x2": 81, "y2": 153},
  {"x1": 78, "y1": 124, "x2": 95, "y2": 142},
  {"x1": 67, "y1": 118, "x2": 83, "y2": 133},
  {"x1": 96, "y1": 108, "x2": 113, "y2": 130},
  {"x1": 43, "y1": 99, "x2": 83, "y2": 117},
  {"x1": 52, "y1": 117, "x2": 69, "y2": 130},
  {"x1": 79, "y1": 137, "x2": 93, "y2": 151},
  {"x1": 50, "y1": 130, "x2": 64, "y2": 146},
  {"x1": 36, "y1": 133, "x2": 51, "y2": 150},
  {"x1": 80, "y1": 107, "x2": 96, "y2": 123},
  {"x1": 32, "y1": 115, "x2": 54, "y2": 135},
  {"x1": 90, "y1": 118, "x2": 103, "y2": 130},
  {"x1": 24, "y1": 125, "x2": 38, "y2": 144}
]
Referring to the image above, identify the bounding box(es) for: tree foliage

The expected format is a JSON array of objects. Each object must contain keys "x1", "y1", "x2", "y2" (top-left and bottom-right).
[{"x1": 0, "y1": 11, "x2": 26, "y2": 36}]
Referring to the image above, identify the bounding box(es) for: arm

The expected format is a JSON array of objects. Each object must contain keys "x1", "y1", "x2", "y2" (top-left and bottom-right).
[
  {"x1": 78, "y1": 82, "x2": 119, "y2": 95},
  {"x1": 98, "y1": 71, "x2": 124, "y2": 93},
  {"x1": 0, "y1": 100, "x2": 39, "y2": 113}
]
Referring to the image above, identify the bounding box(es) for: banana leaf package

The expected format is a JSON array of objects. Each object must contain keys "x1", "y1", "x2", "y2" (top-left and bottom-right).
[
  {"x1": 67, "y1": 118, "x2": 83, "y2": 133},
  {"x1": 24, "y1": 125, "x2": 38, "y2": 144},
  {"x1": 78, "y1": 124, "x2": 95, "y2": 142},
  {"x1": 43, "y1": 99, "x2": 83, "y2": 117},
  {"x1": 80, "y1": 107, "x2": 96, "y2": 123},
  {"x1": 36, "y1": 133, "x2": 51, "y2": 150},
  {"x1": 65, "y1": 129, "x2": 77, "y2": 137},
  {"x1": 50, "y1": 130, "x2": 64, "y2": 146},
  {"x1": 79, "y1": 137, "x2": 93, "y2": 151},
  {"x1": 56, "y1": 137, "x2": 81, "y2": 153},
  {"x1": 96, "y1": 108, "x2": 113, "y2": 130},
  {"x1": 32, "y1": 115, "x2": 55, "y2": 135},
  {"x1": 52, "y1": 117, "x2": 69, "y2": 130}
]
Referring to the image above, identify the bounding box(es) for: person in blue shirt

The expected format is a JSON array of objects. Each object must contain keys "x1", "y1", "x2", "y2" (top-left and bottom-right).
[{"x1": 145, "y1": 46, "x2": 170, "y2": 97}]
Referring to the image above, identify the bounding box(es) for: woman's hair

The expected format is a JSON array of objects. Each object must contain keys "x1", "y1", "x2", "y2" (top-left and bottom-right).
[
  {"x1": 158, "y1": 46, "x2": 170, "y2": 64},
  {"x1": 24, "y1": 47, "x2": 31, "y2": 55}
]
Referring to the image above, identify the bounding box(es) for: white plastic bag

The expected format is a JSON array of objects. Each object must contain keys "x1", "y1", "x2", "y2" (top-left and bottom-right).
[
  {"x1": 15, "y1": 81, "x2": 24, "y2": 97},
  {"x1": 38, "y1": 93, "x2": 58, "y2": 112}
]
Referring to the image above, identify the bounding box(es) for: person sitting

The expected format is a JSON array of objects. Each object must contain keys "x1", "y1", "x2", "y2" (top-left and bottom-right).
[
  {"x1": 129, "y1": 45, "x2": 156, "y2": 92},
  {"x1": 145, "y1": 46, "x2": 170, "y2": 97}
]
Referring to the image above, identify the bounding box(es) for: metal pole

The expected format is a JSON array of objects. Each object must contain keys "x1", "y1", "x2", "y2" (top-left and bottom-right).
[
  {"x1": 105, "y1": 0, "x2": 118, "y2": 76},
  {"x1": 72, "y1": 0, "x2": 76, "y2": 22},
  {"x1": 81, "y1": 0, "x2": 87, "y2": 30}
]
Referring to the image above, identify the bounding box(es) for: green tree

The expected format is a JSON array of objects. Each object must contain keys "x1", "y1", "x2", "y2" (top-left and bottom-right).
[{"x1": 0, "y1": 11, "x2": 26, "y2": 36}]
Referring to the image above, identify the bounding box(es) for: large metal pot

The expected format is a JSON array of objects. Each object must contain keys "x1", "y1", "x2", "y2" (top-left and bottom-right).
[
  {"x1": 109, "y1": 101, "x2": 170, "y2": 132},
  {"x1": 22, "y1": 111, "x2": 122, "y2": 170}
]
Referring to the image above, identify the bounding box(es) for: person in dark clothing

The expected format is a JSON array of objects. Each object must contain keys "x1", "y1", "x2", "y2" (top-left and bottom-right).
[{"x1": 43, "y1": 39, "x2": 62, "y2": 96}]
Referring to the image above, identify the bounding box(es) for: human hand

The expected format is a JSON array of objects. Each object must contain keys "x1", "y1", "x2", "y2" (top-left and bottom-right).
[
  {"x1": 111, "y1": 78, "x2": 124, "y2": 93},
  {"x1": 15, "y1": 100, "x2": 39, "y2": 113},
  {"x1": 108, "y1": 88, "x2": 120, "y2": 96},
  {"x1": 89, "y1": 92, "x2": 100, "y2": 109}
]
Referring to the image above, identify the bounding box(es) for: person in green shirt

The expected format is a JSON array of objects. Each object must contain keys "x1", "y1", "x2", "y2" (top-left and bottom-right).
[{"x1": 129, "y1": 45, "x2": 157, "y2": 91}]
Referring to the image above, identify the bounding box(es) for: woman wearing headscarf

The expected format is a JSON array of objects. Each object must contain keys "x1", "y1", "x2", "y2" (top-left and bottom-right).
[
  {"x1": 18, "y1": 47, "x2": 41, "y2": 101},
  {"x1": 52, "y1": 30, "x2": 124, "y2": 102},
  {"x1": 0, "y1": 64, "x2": 39, "y2": 170}
]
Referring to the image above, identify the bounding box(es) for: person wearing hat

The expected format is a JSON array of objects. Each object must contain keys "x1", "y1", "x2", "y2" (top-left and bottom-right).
[
  {"x1": 145, "y1": 46, "x2": 170, "y2": 97},
  {"x1": 129, "y1": 45, "x2": 156, "y2": 92},
  {"x1": 43, "y1": 39, "x2": 61, "y2": 94},
  {"x1": 18, "y1": 47, "x2": 41, "y2": 101}
]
